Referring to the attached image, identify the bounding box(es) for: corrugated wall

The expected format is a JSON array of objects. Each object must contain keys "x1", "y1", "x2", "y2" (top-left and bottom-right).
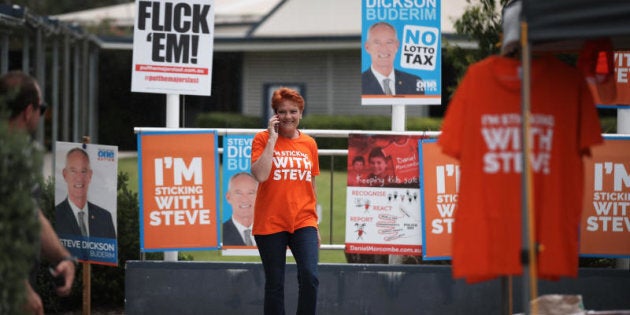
[{"x1": 241, "y1": 50, "x2": 430, "y2": 119}]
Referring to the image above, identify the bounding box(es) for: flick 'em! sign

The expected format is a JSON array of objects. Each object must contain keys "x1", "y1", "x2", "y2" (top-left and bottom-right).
[
  {"x1": 131, "y1": 0, "x2": 215, "y2": 96},
  {"x1": 138, "y1": 130, "x2": 220, "y2": 251}
]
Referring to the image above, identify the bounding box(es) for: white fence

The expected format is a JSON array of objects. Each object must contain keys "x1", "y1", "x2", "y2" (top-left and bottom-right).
[{"x1": 134, "y1": 127, "x2": 442, "y2": 250}]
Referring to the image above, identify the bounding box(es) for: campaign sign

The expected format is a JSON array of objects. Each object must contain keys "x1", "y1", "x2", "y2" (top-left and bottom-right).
[
  {"x1": 221, "y1": 134, "x2": 259, "y2": 256},
  {"x1": 580, "y1": 137, "x2": 630, "y2": 257},
  {"x1": 345, "y1": 134, "x2": 423, "y2": 256},
  {"x1": 592, "y1": 51, "x2": 630, "y2": 106},
  {"x1": 361, "y1": 0, "x2": 442, "y2": 105},
  {"x1": 131, "y1": 0, "x2": 215, "y2": 96},
  {"x1": 54, "y1": 141, "x2": 118, "y2": 266},
  {"x1": 222, "y1": 135, "x2": 254, "y2": 222},
  {"x1": 138, "y1": 130, "x2": 220, "y2": 251},
  {"x1": 419, "y1": 139, "x2": 458, "y2": 260}
]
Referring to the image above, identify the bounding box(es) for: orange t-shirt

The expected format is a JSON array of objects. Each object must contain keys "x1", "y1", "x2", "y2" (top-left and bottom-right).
[
  {"x1": 439, "y1": 55, "x2": 603, "y2": 283},
  {"x1": 251, "y1": 131, "x2": 320, "y2": 235}
]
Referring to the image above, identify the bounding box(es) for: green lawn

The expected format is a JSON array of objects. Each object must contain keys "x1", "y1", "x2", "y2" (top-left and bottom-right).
[
  {"x1": 118, "y1": 157, "x2": 350, "y2": 263},
  {"x1": 182, "y1": 248, "x2": 347, "y2": 263}
]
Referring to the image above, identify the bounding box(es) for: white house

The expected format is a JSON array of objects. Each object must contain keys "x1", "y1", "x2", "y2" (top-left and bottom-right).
[{"x1": 56, "y1": 0, "x2": 472, "y2": 121}]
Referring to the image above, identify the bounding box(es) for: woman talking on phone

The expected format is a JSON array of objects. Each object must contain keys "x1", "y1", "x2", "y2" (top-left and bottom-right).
[{"x1": 251, "y1": 87, "x2": 320, "y2": 315}]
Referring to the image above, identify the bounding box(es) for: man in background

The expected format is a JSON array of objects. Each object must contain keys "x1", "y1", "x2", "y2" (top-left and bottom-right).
[
  {"x1": 223, "y1": 172, "x2": 258, "y2": 246},
  {"x1": 1, "y1": 70, "x2": 76, "y2": 315}
]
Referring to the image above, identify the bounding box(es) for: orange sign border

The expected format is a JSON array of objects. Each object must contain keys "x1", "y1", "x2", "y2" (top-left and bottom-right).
[{"x1": 138, "y1": 130, "x2": 220, "y2": 252}]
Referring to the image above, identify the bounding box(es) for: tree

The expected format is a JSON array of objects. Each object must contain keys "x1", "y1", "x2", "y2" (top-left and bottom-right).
[{"x1": 444, "y1": 0, "x2": 509, "y2": 90}]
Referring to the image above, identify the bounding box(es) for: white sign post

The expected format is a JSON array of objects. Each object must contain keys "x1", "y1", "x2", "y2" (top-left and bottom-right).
[{"x1": 132, "y1": 0, "x2": 215, "y2": 261}]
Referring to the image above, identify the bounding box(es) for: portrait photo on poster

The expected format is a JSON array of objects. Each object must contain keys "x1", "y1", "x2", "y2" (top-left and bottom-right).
[
  {"x1": 54, "y1": 142, "x2": 118, "y2": 239},
  {"x1": 222, "y1": 172, "x2": 257, "y2": 247},
  {"x1": 361, "y1": 21, "x2": 426, "y2": 96}
]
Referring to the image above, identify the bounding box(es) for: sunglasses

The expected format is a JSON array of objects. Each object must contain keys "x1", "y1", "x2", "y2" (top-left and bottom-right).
[{"x1": 34, "y1": 102, "x2": 47, "y2": 115}]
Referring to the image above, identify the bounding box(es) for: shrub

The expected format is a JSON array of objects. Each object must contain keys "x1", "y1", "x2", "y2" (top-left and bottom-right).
[
  {"x1": 195, "y1": 112, "x2": 443, "y2": 136},
  {"x1": 599, "y1": 116, "x2": 617, "y2": 133},
  {"x1": 0, "y1": 123, "x2": 41, "y2": 314},
  {"x1": 195, "y1": 112, "x2": 260, "y2": 129},
  {"x1": 195, "y1": 112, "x2": 444, "y2": 170}
]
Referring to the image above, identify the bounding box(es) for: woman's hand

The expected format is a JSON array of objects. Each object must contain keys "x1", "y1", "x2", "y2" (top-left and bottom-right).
[{"x1": 268, "y1": 115, "x2": 279, "y2": 138}]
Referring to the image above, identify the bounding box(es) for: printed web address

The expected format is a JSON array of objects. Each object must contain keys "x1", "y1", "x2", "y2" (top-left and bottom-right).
[
  {"x1": 346, "y1": 244, "x2": 421, "y2": 255},
  {"x1": 145, "y1": 75, "x2": 199, "y2": 84},
  {"x1": 136, "y1": 64, "x2": 208, "y2": 75}
]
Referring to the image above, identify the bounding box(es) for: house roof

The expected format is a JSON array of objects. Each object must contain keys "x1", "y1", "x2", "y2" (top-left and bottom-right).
[
  {"x1": 54, "y1": 0, "x2": 473, "y2": 50},
  {"x1": 54, "y1": 0, "x2": 284, "y2": 28},
  {"x1": 249, "y1": 0, "x2": 468, "y2": 37},
  {"x1": 54, "y1": 2, "x2": 136, "y2": 27},
  {"x1": 249, "y1": 0, "x2": 360, "y2": 37}
]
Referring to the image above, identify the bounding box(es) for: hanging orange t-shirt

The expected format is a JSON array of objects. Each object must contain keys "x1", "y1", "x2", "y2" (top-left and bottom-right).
[
  {"x1": 439, "y1": 55, "x2": 603, "y2": 283},
  {"x1": 251, "y1": 131, "x2": 320, "y2": 235}
]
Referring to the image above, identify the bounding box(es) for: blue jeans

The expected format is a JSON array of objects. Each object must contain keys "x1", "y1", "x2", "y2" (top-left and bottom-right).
[{"x1": 255, "y1": 226, "x2": 319, "y2": 315}]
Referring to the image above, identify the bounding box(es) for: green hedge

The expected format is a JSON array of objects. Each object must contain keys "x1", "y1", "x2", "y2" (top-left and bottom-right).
[
  {"x1": 195, "y1": 111, "x2": 620, "y2": 170},
  {"x1": 195, "y1": 111, "x2": 617, "y2": 136},
  {"x1": 195, "y1": 112, "x2": 443, "y2": 135},
  {"x1": 600, "y1": 116, "x2": 617, "y2": 133},
  {"x1": 195, "y1": 112, "x2": 444, "y2": 170},
  {"x1": 196, "y1": 112, "x2": 261, "y2": 129},
  {"x1": 0, "y1": 122, "x2": 41, "y2": 314}
]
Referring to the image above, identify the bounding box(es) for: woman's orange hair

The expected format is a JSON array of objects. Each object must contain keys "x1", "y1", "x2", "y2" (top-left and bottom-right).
[{"x1": 271, "y1": 87, "x2": 304, "y2": 112}]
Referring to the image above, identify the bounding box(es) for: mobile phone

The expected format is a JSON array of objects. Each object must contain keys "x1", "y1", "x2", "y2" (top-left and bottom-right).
[
  {"x1": 49, "y1": 267, "x2": 65, "y2": 287},
  {"x1": 273, "y1": 115, "x2": 279, "y2": 132}
]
